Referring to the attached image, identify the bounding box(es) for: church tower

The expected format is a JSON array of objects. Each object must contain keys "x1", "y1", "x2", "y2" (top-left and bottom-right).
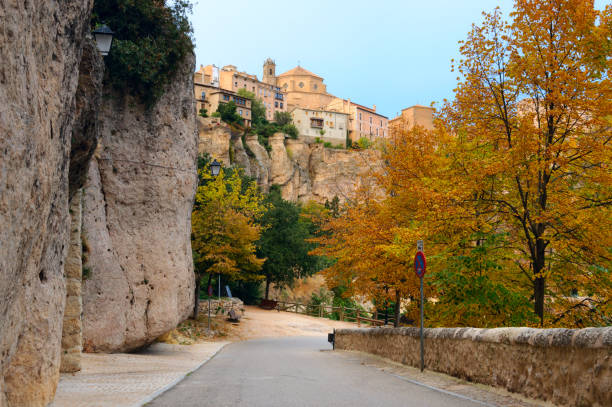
[{"x1": 262, "y1": 58, "x2": 276, "y2": 85}]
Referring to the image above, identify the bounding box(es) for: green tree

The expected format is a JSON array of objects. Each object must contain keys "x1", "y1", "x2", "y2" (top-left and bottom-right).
[
  {"x1": 92, "y1": 0, "x2": 193, "y2": 106},
  {"x1": 274, "y1": 111, "x2": 293, "y2": 126},
  {"x1": 216, "y1": 101, "x2": 243, "y2": 125},
  {"x1": 257, "y1": 186, "x2": 321, "y2": 299}
]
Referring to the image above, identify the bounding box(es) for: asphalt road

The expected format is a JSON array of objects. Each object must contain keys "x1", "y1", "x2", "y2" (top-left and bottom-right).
[{"x1": 147, "y1": 336, "x2": 492, "y2": 407}]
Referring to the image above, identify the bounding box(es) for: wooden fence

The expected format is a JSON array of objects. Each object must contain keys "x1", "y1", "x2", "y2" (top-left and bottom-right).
[{"x1": 275, "y1": 301, "x2": 395, "y2": 327}]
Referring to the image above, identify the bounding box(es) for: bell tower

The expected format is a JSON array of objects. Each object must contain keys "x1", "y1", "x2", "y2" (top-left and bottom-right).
[{"x1": 263, "y1": 58, "x2": 276, "y2": 85}]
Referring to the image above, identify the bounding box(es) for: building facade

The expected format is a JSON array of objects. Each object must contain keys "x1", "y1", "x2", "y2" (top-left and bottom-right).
[
  {"x1": 326, "y1": 98, "x2": 389, "y2": 142},
  {"x1": 194, "y1": 72, "x2": 252, "y2": 127},
  {"x1": 215, "y1": 62, "x2": 287, "y2": 121},
  {"x1": 389, "y1": 105, "x2": 434, "y2": 131},
  {"x1": 274, "y1": 66, "x2": 336, "y2": 110},
  {"x1": 291, "y1": 107, "x2": 349, "y2": 146}
]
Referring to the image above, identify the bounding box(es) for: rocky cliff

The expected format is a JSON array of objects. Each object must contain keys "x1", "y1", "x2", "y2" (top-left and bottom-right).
[
  {"x1": 197, "y1": 118, "x2": 381, "y2": 204},
  {"x1": 81, "y1": 54, "x2": 198, "y2": 352},
  {"x1": 0, "y1": 1, "x2": 94, "y2": 406}
]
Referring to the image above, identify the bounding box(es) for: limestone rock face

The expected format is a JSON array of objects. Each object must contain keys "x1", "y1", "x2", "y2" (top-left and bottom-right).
[
  {"x1": 82, "y1": 54, "x2": 198, "y2": 352},
  {"x1": 197, "y1": 116, "x2": 231, "y2": 165},
  {"x1": 245, "y1": 134, "x2": 271, "y2": 193},
  {"x1": 68, "y1": 38, "x2": 104, "y2": 199},
  {"x1": 196, "y1": 121, "x2": 383, "y2": 203},
  {"x1": 307, "y1": 146, "x2": 381, "y2": 203},
  {"x1": 0, "y1": 1, "x2": 93, "y2": 405}
]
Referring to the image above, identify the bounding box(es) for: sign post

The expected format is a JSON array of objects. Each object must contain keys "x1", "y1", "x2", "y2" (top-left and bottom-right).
[
  {"x1": 414, "y1": 242, "x2": 426, "y2": 372},
  {"x1": 207, "y1": 285, "x2": 213, "y2": 332}
]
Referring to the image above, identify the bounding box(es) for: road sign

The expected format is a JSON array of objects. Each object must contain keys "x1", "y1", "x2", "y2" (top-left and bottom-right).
[
  {"x1": 417, "y1": 240, "x2": 424, "y2": 252},
  {"x1": 414, "y1": 251, "x2": 426, "y2": 278},
  {"x1": 226, "y1": 285, "x2": 232, "y2": 298},
  {"x1": 207, "y1": 285, "x2": 213, "y2": 297}
]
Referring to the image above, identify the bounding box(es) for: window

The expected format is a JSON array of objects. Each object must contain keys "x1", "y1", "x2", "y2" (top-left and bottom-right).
[
  {"x1": 223, "y1": 94, "x2": 230, "y2": 101},
  {"x1": 380, "y1": 120, "x2": 383, "y2": 126},
  {"x1": 252, "y1": 86, "x2": 255, "y2": 91},
  {"x1": 201, "y1": 91, "x2": 205, "y2": 99},
  {"x1": 310, "y1": 118, "x2": 324, "y2": 128},
  {"x1": 280, "y1": 102, "x2": 283, "y2": 109},
  {"x1": 369, "y1": 117, "x2": 372, "y2": 124},
  {"x1": 269, "y1": 68, "x2": 273, "y2": 75},
  {"x1": 359, "y1": 113, "x2": 362, "y2": 120},
  {"x1": 239, "y1": 109, "x2": 243, "y2": 116},
  {"x1": 299, "y1": 82, "x2": 304, "y2": 88},
  {"x1": 275, "y1": 101, "x2": 278, "y2": 108},
  {"x1": 234, "y1": 81, "x2": 238, "y2": 87},
  {"x1": 313, "y1": 84, "x2": 318, "y2": 90},
  {"x1": 246, "y1": 111, "x2": 249, "y2": 117}
]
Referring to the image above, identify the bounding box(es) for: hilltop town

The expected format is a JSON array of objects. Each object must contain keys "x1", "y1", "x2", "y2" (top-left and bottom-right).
[{"x1": 194, "y1": 59, "x2": 434, "y2": 147}]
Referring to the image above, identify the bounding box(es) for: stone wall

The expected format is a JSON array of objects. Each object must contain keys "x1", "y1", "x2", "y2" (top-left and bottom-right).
[
  {"x1": 335, "y1": 327, "x2": 612, "y2": 407},
  {"x1": 198, "y1": 298, "x2": 245, "y2": 317},
  {"x1": 0, "y1": 1, "x2": 94, "y2": 405},
  {"x1": 60, "y1": 192, "x2": 83, "y2": 373},
  {"x1": 81, "y1": 53, "x2": 198, "y2": 353}
]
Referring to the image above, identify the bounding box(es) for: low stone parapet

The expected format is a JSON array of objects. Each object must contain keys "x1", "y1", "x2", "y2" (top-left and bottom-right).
[
  {"x1": 335, "y1": 326, "x2": 611, "y2": 406},
  {"x1": 198, "y1": 298, "x2": 244, "y2": 317}
]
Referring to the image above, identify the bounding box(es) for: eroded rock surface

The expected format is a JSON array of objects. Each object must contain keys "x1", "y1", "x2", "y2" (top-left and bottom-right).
[
  {"x1": 0, "y1": 1, "x2": 93, "y2": 405},
  {"x1": 82, "y1": 54, "x2": 198, "y2": 352},
  {"x1": 197, "y1": 121, "x2": 382, "y2": 203}
]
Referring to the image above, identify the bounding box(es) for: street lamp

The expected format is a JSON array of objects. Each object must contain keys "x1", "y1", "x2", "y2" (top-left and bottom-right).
[
  {"x1": 92, "y1": 25, "x2": 114, "y2": 56},
  {"x1": 210, "y1": 159, "x2": 221, "y2": 177}
]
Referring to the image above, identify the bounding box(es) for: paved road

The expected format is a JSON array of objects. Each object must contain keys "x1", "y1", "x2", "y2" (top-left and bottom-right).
[{"x1": 148, "y1": 336, "x2": 494, "y2": 407}]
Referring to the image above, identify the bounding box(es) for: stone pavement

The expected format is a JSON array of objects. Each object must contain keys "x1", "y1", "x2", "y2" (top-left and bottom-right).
[{"x1": 50, "y1": 341, "x2": 228, "y2": 407}]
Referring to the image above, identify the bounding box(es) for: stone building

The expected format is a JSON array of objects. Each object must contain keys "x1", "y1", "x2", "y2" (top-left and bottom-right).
[
  {"x1": 275, "y1": 65, "x2": 336, "y2": 110},
  {"x1": 389, "y1": 105, "x2": 434, "y2": 131},
  {"x1": 326, "y1": 98, "x2": 389, "y2": 142},
  {"x1": 291, "y1": 107, "x2": 349, "y2": 146},
  {"x1": 194, "y1": 71, "x2": 252, "y2": 127},
  {"x1": 195, "y1": 62, "x2": 287, "y2": 121}
]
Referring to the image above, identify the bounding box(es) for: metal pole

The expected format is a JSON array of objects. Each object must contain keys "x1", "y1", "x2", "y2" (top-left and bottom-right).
[
  {"x1": 218, "y1": 273, "x2": 221, "y2": 298},
  {"x1": 420, "y1": 276, "x2": 424, "y2": 372},
  {"x1": 208, "y1": 296, "x2": 211, "y2": 332}
]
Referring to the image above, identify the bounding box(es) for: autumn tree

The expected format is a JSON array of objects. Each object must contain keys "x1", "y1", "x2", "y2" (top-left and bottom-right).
[
  {"x1": 439, "y1": 0, "x2": 612, "y2": 324},
  {"x1": 191, "y1": 157, "x2": 265, "y2": 317}
]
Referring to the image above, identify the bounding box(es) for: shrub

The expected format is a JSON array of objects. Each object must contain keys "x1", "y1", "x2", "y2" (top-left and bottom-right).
[
  {"x1": 198, "y1": 108, "x2": 208, "y2": 118},
  {"x1": 356, "y1": 137, "x2": 372, "y2": 149},
  {"x1": 314, "y1": 137, "x2": 322, "y2": 144},
  {"x1": 92, "y1": 0, "x2": 194, "y2": 107},
  {"x1": 323, "y1": 142, "x2": 332, "y2": 148}
]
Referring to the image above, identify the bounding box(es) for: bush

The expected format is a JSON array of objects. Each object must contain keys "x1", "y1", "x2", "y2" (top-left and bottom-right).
[
  {"x1": 314, "y1": 137, "x2": 322, "y2": 144},
  {"x1": 356, "y1": 137, "x2": 372, "y2": 149},
  {"x1": 323, "y1": 141, "x2": 332, "y2": 148},
  {"x1": 198, "y1": 108, "x2": 208, "y2": 118},
  {"x1": 92, "y1": 0, "x2": 194, "y2": 107}
]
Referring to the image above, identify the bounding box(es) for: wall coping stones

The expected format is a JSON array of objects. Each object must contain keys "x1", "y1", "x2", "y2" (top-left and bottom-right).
[{"x1": 335, "y1": 326, "x2": 612, "y2": 349}]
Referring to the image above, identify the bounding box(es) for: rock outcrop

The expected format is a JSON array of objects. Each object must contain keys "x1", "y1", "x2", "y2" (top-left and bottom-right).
[
  {"x1": 197, "y1": 121, "x2": 382, "y2": 204},
  {"x1": 0, "y1": 1, "x2": 93, "y2": 405},
  {"x1": 81, "y1": 54, "x2": 198, "y2": 352},
  {"x1": 196, "y1": 116, "x2": 231, "y2": 165}
]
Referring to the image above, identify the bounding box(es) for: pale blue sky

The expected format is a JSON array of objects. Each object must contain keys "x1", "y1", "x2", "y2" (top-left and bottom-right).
[{"x1": 191, "y1": 0, "x2": 607, "y2": 118}]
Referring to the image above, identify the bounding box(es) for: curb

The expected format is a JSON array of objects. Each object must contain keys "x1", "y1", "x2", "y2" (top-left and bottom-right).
[{"x1": 132, "y1": 342, "x2": 229, "y2": 407}]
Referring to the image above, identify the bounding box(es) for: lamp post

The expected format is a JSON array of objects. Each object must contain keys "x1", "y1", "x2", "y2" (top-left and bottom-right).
[
  {"x1": 206, "y1": 158, "x2": 222, "y2": 332},
  {"x1": 92, "y1": 25, "x2": 114, "y2": 56}
]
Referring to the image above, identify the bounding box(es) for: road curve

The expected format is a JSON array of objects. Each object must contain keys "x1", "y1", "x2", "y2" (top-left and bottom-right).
[{"x1": 147, "y1": 336, "x2": 493, "y2": 407}]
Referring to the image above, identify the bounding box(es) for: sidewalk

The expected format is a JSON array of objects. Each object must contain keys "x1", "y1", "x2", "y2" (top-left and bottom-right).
[{"x1": 50, "y1": 341, "x2": 228, "y2": 407}]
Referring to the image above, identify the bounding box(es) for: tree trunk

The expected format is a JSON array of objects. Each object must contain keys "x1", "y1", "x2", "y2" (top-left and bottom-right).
[
  {"x1": 265, "y1": 277, "x2": 271, "y2": 300},
  {"x1": 193, "y1": 275, "x2": 201, "y2": 319},
  {"x1": 394, "y1": 290, "x2": 401, "y2": 328},
  {"x1": 533, "y1": 237, "x2": 547, "y2": 327}
]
